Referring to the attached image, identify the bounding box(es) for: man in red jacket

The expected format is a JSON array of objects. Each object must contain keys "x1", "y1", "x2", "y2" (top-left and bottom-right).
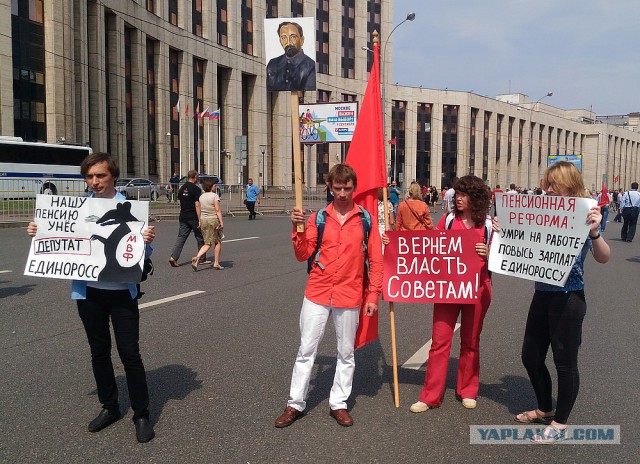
[{"x1": 274, "y1": 164, "x2": 383, "y2": 428}]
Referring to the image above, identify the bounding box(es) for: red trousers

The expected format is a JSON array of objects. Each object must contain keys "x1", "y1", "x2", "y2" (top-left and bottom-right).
[{"x1": 419, "y1": 280, "x2": 492, "y2": 406}]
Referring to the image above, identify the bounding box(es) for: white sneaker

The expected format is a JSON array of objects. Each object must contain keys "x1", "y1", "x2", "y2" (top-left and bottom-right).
[
  {"x1": 410, "y1": 401, "x2": 430, "y2": 413},
  {"x1": 462, "y1": 398, "x2": 477, "y2": 409}
]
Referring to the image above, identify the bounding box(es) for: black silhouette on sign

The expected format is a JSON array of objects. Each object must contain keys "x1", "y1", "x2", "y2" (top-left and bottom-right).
[{"x1": 90, "y1": 202, "x2": 143, "y2": 283}]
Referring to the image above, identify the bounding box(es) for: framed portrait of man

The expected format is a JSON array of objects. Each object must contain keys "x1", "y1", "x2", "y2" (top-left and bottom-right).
[{"x1": 264, "y1": 17, "x2": 317, "y2": 92}]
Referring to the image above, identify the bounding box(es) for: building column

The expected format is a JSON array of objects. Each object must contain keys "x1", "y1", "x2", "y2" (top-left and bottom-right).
[
  {"x1": 106, "y1": 13, "x2": 126, "y2": 168},
  {"x1": 73, "y1": 0, "x2": 89, "y2": 145},
  {"x1": 44, "y1": 0, "x2": 75, "y2": 143},
  {"x1": 87, "y1": 0, "x2": 107, "y2": 151},
  {"x1": 131, "y1": 29, "x2": 147, "y2": 176}
]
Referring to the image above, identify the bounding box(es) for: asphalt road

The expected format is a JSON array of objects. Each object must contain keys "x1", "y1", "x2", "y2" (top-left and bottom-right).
[{"x1": 1, "y1": 211, "x2": 639, "y2": 463}]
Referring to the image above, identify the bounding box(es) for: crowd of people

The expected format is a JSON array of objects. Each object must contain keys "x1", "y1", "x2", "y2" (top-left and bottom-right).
[{"x1": 26, "y1": 151, "x2": 630, "y2": 445}]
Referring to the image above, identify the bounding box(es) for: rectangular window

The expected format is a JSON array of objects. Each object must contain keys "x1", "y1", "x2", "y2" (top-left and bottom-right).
[
  {"x1": 169, "y1": 0, "x2": 178, "y2": 26},
  {"x1": 366, "y1": 0, "x2": 382, "y2": 71},
  {"x1": 341, "y1": 0, "x2": 355, "y2": 78},
  {"x1": 193, "y1": 57, "x2": 205, "y2": 172},
  {"x1": 316, "y1": 0, "x2": 329, "y2": 75},
  {"x1": 416, "y1": 103, "x2": 432, "y2": 186},
  {"x1": 146, "y1": 0, "x2": 154, "y2": 14},
  {"x1": 147, "y1": 39, "x2": 158, "y2": 176},
  {"x1": 169, "y1": 48, "x2": 181, "y2": 173},
  {"x1": 241, "y1": 0, "x2": 254, "y2": 55},
  {"x1": 266, "y1": 0, "x2": 278, "y2": 18},
  {"x1": 12, "y1": 0, "x2": 46, "y2": 140},
  {"x1": 193, "y1": 0, "x2": 203, "y2": 37},
  {"x1": 441, "y1": 105, "x2": 459, "y2": 186},
  {"x1": 291, "y1": 0, "x2": 304, "y2": 17},
  {"x1": 217, "y1": 0, "x2": 228, "y2": 46}
]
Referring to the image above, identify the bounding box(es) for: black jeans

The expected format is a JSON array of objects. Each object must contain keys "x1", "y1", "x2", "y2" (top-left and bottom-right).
[
  {"x1": 170, "y1": 219, "x2": 205, "y2": 260},
  {"x1": 246, "y1": 201, "x2": 256, "y2": 219},
  {"x1": 77, "y1": 288, "x2": 150, "y2": 419},
  {"x1": 521, "y1": 290, "x2": 586, "y2": 424},
  {"x1": 621, "y1": 207, "x2": 639, "y2": 242}
]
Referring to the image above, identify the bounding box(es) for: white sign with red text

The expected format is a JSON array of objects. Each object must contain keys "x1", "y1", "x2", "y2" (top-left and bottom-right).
[{"x1": 488, "y1": 193, "x2": 595, "y2": 286}]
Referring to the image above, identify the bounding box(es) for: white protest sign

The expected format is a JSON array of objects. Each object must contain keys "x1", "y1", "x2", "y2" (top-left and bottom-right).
[
  {"x1": 488, "y1": 193, "x2": 596, "y2": 286},
  {"x1": 25, "y1": 195, "x2": 149, "y2": 283}
]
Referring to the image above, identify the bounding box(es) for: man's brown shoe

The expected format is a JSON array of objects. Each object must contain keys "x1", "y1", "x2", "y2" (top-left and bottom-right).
[
  {"x1": 274, "y1": 406, "x2": 303, "y2": 428},
  {"x1": 329, "y1": 409, "x2": 353, "y2": 427}
]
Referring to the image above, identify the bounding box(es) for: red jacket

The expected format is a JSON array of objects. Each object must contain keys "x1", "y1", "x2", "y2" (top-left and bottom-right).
[{"x1": 292, "y1": 203, "x2": 383, "y2": 308}]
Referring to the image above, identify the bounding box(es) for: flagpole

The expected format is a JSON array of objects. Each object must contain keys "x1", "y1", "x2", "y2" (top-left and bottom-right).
[
  {"x1": 178, "y1": 103, "x2": 182, "y2": 178},
  {"x1": 207, "y1": 116, "x2": 210, "y2": 173},
  {"x1": 196, "y1": 117, "x2": 201, "y2": 172}
]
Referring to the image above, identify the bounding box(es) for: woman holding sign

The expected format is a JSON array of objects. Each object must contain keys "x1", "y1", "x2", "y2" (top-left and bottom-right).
[
  {"x1": 513, "y1": 161, "x2": 609, "y2": 444},
  {"x1": 409, "y1": 175, "x2": 492, "y2": 413}
]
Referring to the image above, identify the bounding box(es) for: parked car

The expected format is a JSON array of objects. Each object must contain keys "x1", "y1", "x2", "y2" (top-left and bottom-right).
[
  {"x1": 115, "y1": 178, "x2": 163, "y2": 201},
  {"x1": 178, "y1": 174, "x2": 223, "y2": 193}
]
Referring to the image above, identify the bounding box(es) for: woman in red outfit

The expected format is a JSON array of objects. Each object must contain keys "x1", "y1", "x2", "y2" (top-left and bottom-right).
[{"x1": 410, "y1": 175, "x2": 492, "y2": 412}]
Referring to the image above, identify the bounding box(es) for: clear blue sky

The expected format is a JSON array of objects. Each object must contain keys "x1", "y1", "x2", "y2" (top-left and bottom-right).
[{"x1": 391, "y1": 0, "x2": 640, "y2": 115}]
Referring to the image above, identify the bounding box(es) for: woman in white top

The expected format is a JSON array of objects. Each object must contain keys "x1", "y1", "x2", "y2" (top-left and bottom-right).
[{"x1": 192, "y1": 179, "x2": 224, "y2": 270}]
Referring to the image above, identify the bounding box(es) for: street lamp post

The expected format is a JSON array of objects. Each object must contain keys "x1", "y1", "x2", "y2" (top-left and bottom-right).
[
  {"x1": 259, "y1": 144, "x2": 267, "y2": 196},
  {"x1": 381, "y1": 12, "x2": 415, "y2": 183},
  {"x1": 527, "y1": 91, "x2": 553, "y2": 189}
]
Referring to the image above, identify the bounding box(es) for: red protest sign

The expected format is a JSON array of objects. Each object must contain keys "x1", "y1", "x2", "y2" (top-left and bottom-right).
[{"x1": 383, "y1": 229, "x2": 484, "y2": 303}]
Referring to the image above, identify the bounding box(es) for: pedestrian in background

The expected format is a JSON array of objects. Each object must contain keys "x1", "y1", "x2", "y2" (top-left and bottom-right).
[
  {"x1": 395, "y1": 181, "x2": 433, "y2": 231},
  {"x1": 512, "y1": 161, "x2": 610, "y2": 444},
  {"x1": 389, "y1": 180, "x2": 401, "y2": 218},
  {"x1": 169, "y1": 170, "x2": 206, "y2": 267},
  {"x1": 192, "y1": 178, "x2": 225, "y2": 270},
  {"x1": 169, "y1": 172, "x2": 180, "y2": 202},
  {"x1": 620, "y1": 182, "x2": 640, "y2": 242},
  {"x1": 245, "y1": 178, "x2": 261, "y2": 220}
]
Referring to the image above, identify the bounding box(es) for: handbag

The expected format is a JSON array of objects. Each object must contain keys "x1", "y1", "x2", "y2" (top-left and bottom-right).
[{"x1": 405, "y1": 200, "x2": 430, "y2": 230}]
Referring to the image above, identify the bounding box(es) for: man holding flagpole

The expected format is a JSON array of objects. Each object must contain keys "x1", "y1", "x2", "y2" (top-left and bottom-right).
[{"x1": 274, "y1": 164, "x2": 383, "y2": 429}]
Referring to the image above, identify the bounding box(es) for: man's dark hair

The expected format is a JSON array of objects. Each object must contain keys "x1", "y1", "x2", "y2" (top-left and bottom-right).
[
  {"x1": 327, "y1": 163, "x2": 357, "y2": 190},
  {"x1": 277, "y1": 21, "x2": 304, "y2": 37},
  {"x1": 187, "y1": 169, "x2": 198, "y2": 180},
  {"x1": 632, "y1": 182, "x2": 639, "y2": 190},
  {"x1": 80, "y1": 152, "x2": 119, "y2": 179},
  {"x1": 510, "y1": 183, "x2": 516, "y2": 190}
]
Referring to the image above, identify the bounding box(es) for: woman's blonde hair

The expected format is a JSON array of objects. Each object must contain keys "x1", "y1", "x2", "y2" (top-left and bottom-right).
[
  {"x1": 408, "y1": 182, "x2": 422, "y2": 200},
  {"x1": 543, "y1": 161, "x2": 588, "y2": 197}
]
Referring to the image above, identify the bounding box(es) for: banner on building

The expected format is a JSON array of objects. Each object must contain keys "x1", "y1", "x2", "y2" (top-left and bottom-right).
[
  {"x1": 548, "y1": 153, "x2": 583, "y2": 172},
  {"x1": 298, "y1": 102, "x2": 358, "y2": 144},
  {"x1": 25, "y1": 195, "x2": 149, "y2": 283}
]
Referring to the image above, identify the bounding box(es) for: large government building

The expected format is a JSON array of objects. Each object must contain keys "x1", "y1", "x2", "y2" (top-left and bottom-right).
[{"x1": 2, "y1": 0, "x2": 639, "y2": 191}]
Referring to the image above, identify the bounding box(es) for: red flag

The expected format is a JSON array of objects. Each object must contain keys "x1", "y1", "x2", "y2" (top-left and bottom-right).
[
  {"x1": 184, "y1": 102, "x2": 190, "y2": 117},
  {"x1": 614, "y1": 175, "x2": 620, "y2": 183},
  {"x1": 193, "y1": 102, "x2": 200, "y2": 119},
  {"x1": 345, "y1": 36, "x2": 386, "y2": 349},
  {"x1": 388, "y1": 138, "x2": 396, "y2": 145},
  {"x1": 598, "y1": 182, "x2": 609, "y2": 207}
]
